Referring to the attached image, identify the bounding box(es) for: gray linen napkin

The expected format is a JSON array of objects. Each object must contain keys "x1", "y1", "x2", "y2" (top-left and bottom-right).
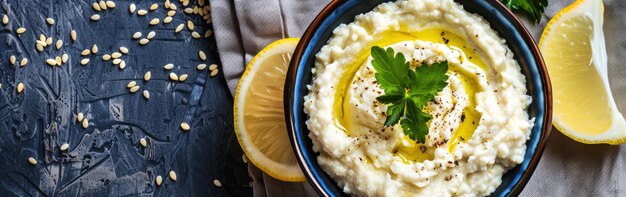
[{"x1": 210, "y1": 0, "x2": 626, "y2": 196}]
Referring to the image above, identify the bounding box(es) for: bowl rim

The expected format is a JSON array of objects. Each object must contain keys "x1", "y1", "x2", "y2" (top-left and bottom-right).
[{"x1": 284, "y1": 0, "x2": 553, "y2": 196}]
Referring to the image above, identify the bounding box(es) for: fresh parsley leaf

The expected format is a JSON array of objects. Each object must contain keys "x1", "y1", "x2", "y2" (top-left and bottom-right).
[
  {"x1": 371, "y1": 46, "x2": 449, "y2": 143},
  {"x1": 500, "y1": 0, "x2": 548, "y2": 23}
]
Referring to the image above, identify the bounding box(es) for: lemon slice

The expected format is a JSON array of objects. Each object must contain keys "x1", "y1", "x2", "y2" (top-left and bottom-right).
[
  {"x1": 233, "y1": 38, "x2": 306, "y2": 181},
  {"x1": 539, "y1": 0, "x2": 626, "y2": 144}
]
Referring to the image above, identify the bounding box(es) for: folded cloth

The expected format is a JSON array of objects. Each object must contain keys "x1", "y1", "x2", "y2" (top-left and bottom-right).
[{"x1": 210, "y1": 0, "x2": 626, "y2": 196}]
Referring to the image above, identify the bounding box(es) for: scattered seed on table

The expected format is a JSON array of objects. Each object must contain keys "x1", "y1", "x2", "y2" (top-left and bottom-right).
[
  {"x1": 81, "y1": 49, "x2": 90, "y2": 56},
  {"x1": 175, "y1": 24, "x2": 184, "y2": 33},
  {"x1": 209, "y1": 64, "x2": 218, "y2": 70},
  {"x1": 60, "y1": 143, "x2": 69, "y2": 151},
  {"x1": 111, "y1": 52, "x2": 122, "y2": 59},
  {"x1": 112, "y1": 58, "x2": 122, "y2": 65},
  {"x1": 139, "y1": 137, "x2": 147, "y2": 147},
  {"x1": 149, "y1": 18, "x2": 160, "y2": 25},
  {"x1": 199, "y1": 0, "x2": 205, "y2": 6},
  {"x1": 169, "y1": 73, "x2": 179, "y2": 81},
  {"x1": 129, "y1": 4, "x2": 136, "y2": 13},
  {"x1": 91, "y1": 14, "x2": 101, "y2": 21},
  {"x1": 165, "y1": 0, "x2": 171, "y2": 9},
  {"x1": 182, "y1": 0, "x2": 189, "y2": 6},
  {"x1": 187, "y1": 20, "x2": 194, "y2": 30},
  {"x1": 16, "y1": 83, "x2": 24, "y2": 93},
  {"x1": 119, "y1": 60, "x2": 126, "y2": 69},
  {"x1": 39, "y1": 34, "x2": 46, "y2": 41},
  {"x1": 106, "y1": 1, "x2": 115, "y2": 8},
  {"x1": 46, "y1": 37, "x2": 53, "y2": 45},
  {"x1": 144, "y1": 71, "x2": 151, "y2": 81},
  {"x1": 77, "y1": 112, "x2": 84, "y2": 122},
  {"x1": 99, "y1": 0, "x2": 107, "y2": 10},
  {"x1": 150, "y1": 3, "x2": 158, "y2": 10},
  {"x1": 127, "y1": 81, "x2": 137, "y2": 88},
  {"x1": 71, "y1": 30, "x2": 77, "y2": 42},
  {"x1": 164, "y1": 64, "x2": 174, "y2": 70},
  {"x1": 178, "y1": 74, "x2": 188, "y2": 81},
  {"x1": 169, "y1": 171, "x2": 177, "y2": 181},
  {"x1": 9, "y1": 55, "x2": 16, "y2": 65},
  {"x1": 28, "y1": 157, "x2": 37, "y2": 165},
  {"x1": 81, "y1": 58, "x2": 90, "y2": 65},
  {"x1": 92, "y1": 44, "x2": 98, "y2": 53},
  {"x1": 139, "y1": 38, "x2": 149, "y2": 45},
  {"x1": 180, "y1": 122, "x2": 190, "y2": 131},
  {"x1": 55, "y1": 56, "x2": 62, "y2": 66},
  {"x1": 82, "y1": 118, "x2": 89, "y2": 128},
  {"x1": 204, "y1": 30, "x2": 212, "y2": 38},
  {"x1": 119, "y1": 47, "x2": 129, "y2": 54},
  {"x1": 184, "y1": 8, "x2": 193, "y2": 14},
  {"x1": 102, "y1": 54, "x2": 111, "y2": 61},
  {"x1": 198, "y1": 50, "x2": 206, "y2": 60},
  {"x1": 2, "y1": 15, "x2": 8, "y2": 25},
  {"x1": 92, "y1": 2, "x2": 101, "y2": 11},
  {"x1": 169, "y1": 4, "x2": 177, "y2": 10},
  {"x1": 132, "y1": 32, "x2": 142, "y2": 39},
  {"x1": 130, "y1": 86, "x2": 140, "y2": 93},
  {"x1": 56, "y1": 39, "x2": 63, "y2": 49},
  {"x1": 197, "y1": 64, "x2": 207, "y2": 71},
  {"x1": 210, "y1": 69, "x2": 219, "y2": 77},
  {"x1": 36, "y1": 44, "x2": 44, "y2": 52},
  {"x1": 163, "y1": 16, "x2": 172, "y2": 24},
  {"x1": 156, "y1": 176, "x2": 163, "y2": 186},
  {"x1": 213, "y1": 179, "x2": 222, "y2": 187},
  {"x1": 36, "y1": 40, "x2": 47, "y2": 47},
  {"x1": 147, "y1": 31, "x2": 156, "y2": 39},
  {"x1": 138, "y1": 10, "x2": 148, "y2": 16},
  {"x1": 191, "y1": 32, "x2": 200, "y2": 39},
  {"x1": 62, "y1": 54, "x2": 69, "y2": 63},
  {"x1": 46, "y1": 59, "x2": 57, "y2": 66},
  {"x1": 167, "y1": 10, "x2": 176, "y2": 17},
  {"x1": 242, "y1": 154, "x2": 248, "y2": 163},
  {"x1": 142, "y1": 90, "x2": 150, "y2": 99},
  {"x1": 46, "y1": 18, "x2": 55, "y2": 25},
  {"x1": 16, "y1": 27, "x2": 26, "y2": 34},
  {"x1": 20, "y1": 58, "x2": 28, "y2": 67}
]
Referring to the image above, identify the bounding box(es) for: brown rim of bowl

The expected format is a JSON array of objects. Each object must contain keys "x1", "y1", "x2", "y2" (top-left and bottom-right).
[{"x1": 285, "y1": 0, "x2": 553, "y2": 196}]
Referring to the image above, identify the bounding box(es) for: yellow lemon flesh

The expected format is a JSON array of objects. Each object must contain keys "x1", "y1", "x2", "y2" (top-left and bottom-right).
[
  {"x1": 539, "y1": 0, "x2": 626, "y2": 144},
  {"x1": 233, "y1": 38, "x2": 306, "y2": 181}
]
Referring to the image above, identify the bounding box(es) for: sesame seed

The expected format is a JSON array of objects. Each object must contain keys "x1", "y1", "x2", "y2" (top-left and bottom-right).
[
  {"x1": 169, "y1": 171, "x2": 177, "y2": 181},
  {"x1": 81, "y1": 58, "x2": 90, "y2": 65},
  {"x1": 130, "y1": 86, "x2": 140, "y2": 93},
  {"x1": 184, "y1": 8, "x2": 193, "y2": 14},
  {"x1": 16, "y1": 27, "x2": 26, "y2": 34},
  {"x1": 36, "y1": 40, "x2": 47, "y2": 47},
  {"x1": 150, "y1": 3, "x2": 158, "y2": 10},
  {"x1": 178, "y1": 74, "x2": 188, "y2": 81},
  {"x1": 163, "y1": 16, "x2": 172, "y2": 24},
  {"x1": 144, "y1": 71, "x2": 151, "y2": 81},
  {"x1": 46, "y1": 59, "x2": 57, "y2": 66},
  {"x1": 20, "y1": 58, "x2": 28, "y2": 67},
  {"x1": 191, "y1": 32, "x2": 201, "y2": 39},
  {"x1": 81, "y1": 49, "x2": 91, "y2": 56},
  {"x1": 198, "y1": 50, "x2": 206, "y2": 60},
  {"x1": 92, "y1": 44, "x2": 98, "y2": 53},
  {"x1": 71, "y1": 30, "x2": 77, "y2": 42},
  {"x1": 193, "y1": 6, "x2": 199, "y2": 14},
  {"x1": 77, "y1": 112, "x2": 84, "y2": 122},
  {"x1": 169, "y1": 4, "x2": 177, "y2": 10},
  {"x1": 2, "y1": 15, "x2": 8, "y2": 25},
  {"x1": 180, "y1": 122, "x2": 190, "y2": 131},
  {"x1": 39, "y1": 34, "x2": 46, "y2": 41},
  {"x1": 46, "y1": 37, "x2": 52, "y2": 45},
  {"x1": 55, "y1": 56, "x2": 62, "y2": 66},
  {"x1": 132, "y1": 32, "x2": 142, "y2": 39},
  {"x1": 197, "y1": 64, "x2": 207, "y2": 70},
  {"x1": 156, "y1": 176, "x2": 163, "y2": 186},
  {"x1": 129, "y1": 4, "x2": 136, "y2": 13},
  {"x1": 56, "y1": 39, "x2": 63, "y2": 49},
  {"x1": 142, "y1": 90, "x2": 150, "y2": 99},
  {"x1": 91, "y1": 14, "x2": 101, "y2": 21},
  {"x1": 164, "y1": 64, "x2": 174, "y2": 70},
  {"x1": 187, "y1": 20, "x2": 194, "y2": 30},
  {"x1": 149, "y1": 18, "x2": 160, "y2": 25},
  {"x1": 139, "y1": 137, "x2": 147, "y2": 147},
  {"x1": 82, "y1": 118, "x2": 89, "y2": 128},
  {"x1": 139, "y1": 38, "x2": 149, "y2": 45},
  {"x1": 36, "y1": 44, "x2": 44, "y2": 52},
  {"x1": 60, "y1": 143, "x2": 69, "y2": 151},
  {"x1": 99, "y1": 0, "x2": 107, "y2": 10},
  {"x1": 102, "y1": 54, "x2": 111, "y2": 61},
  {"x1": 204, "y1": 30, "x2": 212, "y2": 38},
  {"x1": 9, "y1": 55, "x2": 16, "y2": 65},
  {"x1": 167, "y1": 10, "x2": 176, "y2": 17},
  {"x1": 119, "y1": 47, "x2": 129, "y2": 54},
  {"x1": 169, "y1": 73, "x2": 179, "y2": 81},
  {"x1": 112, "y1": 58, "x2": 122, "y2": 65},
  {"x1": 165, "y1": 0, "x2": 171, "y2": 9},
  {"x1": 210, "y1": 69, "x2": 219, "y2": 77},
  {"x1": 138, "y1": 10, "x2": 148, "y2": 16},
  {"x1": 213, "y1": 179, "x2": 222, "y2": 187},
  {"x1": 111, "y1": 52, "x2": 122, "y2": 59},
  {"x1": 119, "y1": 60, "x2": 126, "y2": 69},
  {"x1": 46, "y1": 18, "x2": 55, "y2": 25},
  {"x1": 182, "y1": 0, "x2": 189, "y2": 6},
  {"x1": 28, "y1": 157, "x2": 37, "y2": 165},
  {"x1": 147, "y1": 31, "x2": 156, "y2": 39},
  {"x1": 199, "y1": 0, "x2": 205, "y2": 6},
  {"x1": 175, "y1": 24, "x2": 184, "y2": 32},
  {"x1": 209, "y1": 64, "x2": 218, "y2": 70},
  {"x1": 16, "y1": 83, "x2": 24, "y2": 93},
  {"x1": 106, "y1": 1, "x2": 115, "y2": 8},
  {"x1": 92, "y1": 2, "x2": 102, "y2": 11},
  {"x1": 242, "y1": 154, "x2": 248, "y2": 163},
  {"x1": 127, "y1": 81, "x2": 137, "y2": 88},
  {"x1": 62, "y1": 54, "x2": 69, "y2": 63}
]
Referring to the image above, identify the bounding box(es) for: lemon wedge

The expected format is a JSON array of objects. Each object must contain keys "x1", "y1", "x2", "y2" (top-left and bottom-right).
[
  {"x1": 233, "y1": 38, "x2": 306, "y2": 181},
  {"x1": 539, "y1": 0, "x2": 626, "y2": 144}
]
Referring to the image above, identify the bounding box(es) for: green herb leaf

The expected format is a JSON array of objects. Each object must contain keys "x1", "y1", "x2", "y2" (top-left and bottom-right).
[
  {"x1": 371, "y1": 46, "x2": 449, "y2": 143},
  {"x1": 500, "y1": 0, "x2": 548, "y2": 23}
]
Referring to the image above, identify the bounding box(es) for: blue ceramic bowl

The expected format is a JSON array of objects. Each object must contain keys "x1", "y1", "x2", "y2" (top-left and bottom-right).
[{"x1": 284, "y1": 0, "x2": 552, "y2": 196}]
